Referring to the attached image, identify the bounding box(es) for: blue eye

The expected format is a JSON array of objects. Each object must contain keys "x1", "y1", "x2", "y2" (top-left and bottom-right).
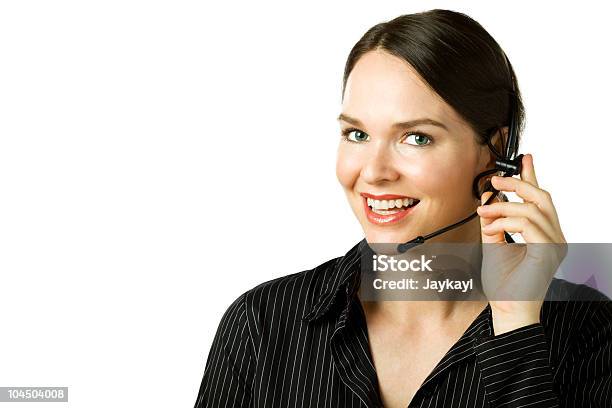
[
  {"x1": 341, "y1": 128, "x2": 369, "y2": 143},
  {"x1": 404, "y1": 132, "x2": 432, "y2": 146}
]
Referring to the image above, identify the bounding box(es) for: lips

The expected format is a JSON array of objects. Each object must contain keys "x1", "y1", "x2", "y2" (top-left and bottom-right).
[{"x1": 361, "y1": 194, "x2": 420, "y2": 225}]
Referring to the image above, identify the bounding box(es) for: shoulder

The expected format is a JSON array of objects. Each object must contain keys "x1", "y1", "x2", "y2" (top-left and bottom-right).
[
  {"x1": 541, "y1": 278, "x2": 612, "y2": 363},
  {"x1": 542, "y1": 278, "x2": 611, "y2": 327},
  {"x1": 216, "y1": 255, "x2": 341, "y2": 337},
  {"x1": 240, "y1": 256, "x2": 340, "y2": 323},
  {"x1": 542, "y1": 277, "x2": 611, "y2": 325}
]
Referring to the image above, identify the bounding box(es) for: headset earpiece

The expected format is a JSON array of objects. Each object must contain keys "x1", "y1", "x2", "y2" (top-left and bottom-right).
[
  {"x1": 495, "y1": 153, "x2": 523, "y2": 176},
  {"x1": 495, "y1": 71, "x2": 522, "y2": 177}
]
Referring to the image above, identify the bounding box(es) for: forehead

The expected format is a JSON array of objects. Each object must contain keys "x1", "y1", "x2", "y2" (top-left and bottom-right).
[{"x1": 342, "y1": 50, "x2": 462, "y2": 127}]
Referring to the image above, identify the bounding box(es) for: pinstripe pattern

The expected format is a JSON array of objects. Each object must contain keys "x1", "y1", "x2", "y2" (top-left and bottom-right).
[{"x1": 195, "y1": 239, "x2": 612, "y2": 407}]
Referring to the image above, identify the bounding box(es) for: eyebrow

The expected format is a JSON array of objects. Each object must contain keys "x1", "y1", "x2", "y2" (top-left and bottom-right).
[{"x1": 337, "y1": 113, "x2": 448, "y2": 131}]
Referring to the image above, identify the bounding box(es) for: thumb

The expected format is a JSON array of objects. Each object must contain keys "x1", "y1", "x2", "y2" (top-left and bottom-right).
[{"x1": 479, "y1": 191, "x2": 505, "y2": 244}]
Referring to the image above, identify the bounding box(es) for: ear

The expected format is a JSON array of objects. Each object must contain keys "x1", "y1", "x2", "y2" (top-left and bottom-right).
[{"x1": 483, "y1": 126, "x2": 508, "y2": 169}]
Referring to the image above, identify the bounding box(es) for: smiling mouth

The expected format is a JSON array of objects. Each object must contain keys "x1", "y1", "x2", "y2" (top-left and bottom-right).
[{"x1": 366, "y1": 196, "x2": 420, "y2": 215}]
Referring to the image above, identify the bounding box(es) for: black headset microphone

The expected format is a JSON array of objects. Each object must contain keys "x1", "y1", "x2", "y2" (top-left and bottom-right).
[{"x1": 397, "y1": 58, "x2": 523, "y2": 253}]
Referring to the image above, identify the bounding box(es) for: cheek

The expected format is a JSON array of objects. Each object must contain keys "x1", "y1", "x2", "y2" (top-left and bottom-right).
[
  {"x1": 398, "y1": 152, "x2": 474, "y2": 198},
  {"x1": 335, "y1": 145, "x2": 361, "y2": 189}
]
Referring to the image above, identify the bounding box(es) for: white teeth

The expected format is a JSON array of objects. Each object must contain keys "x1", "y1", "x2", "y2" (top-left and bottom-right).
[
  {"x1": 366, "y1": 196, "x2": 418, "y2": 210},
  {"x1": 372, "y1": 209, "x2": 400, "y2": 215}
]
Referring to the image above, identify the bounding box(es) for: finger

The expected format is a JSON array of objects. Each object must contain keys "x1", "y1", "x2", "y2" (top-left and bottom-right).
[
  {"x1": 479, "y1": 190, "x2": 499, "y2": 226},
  {"x1": 479, "y1": 191, "x2": 505, "y2": 244},
  {"x1": 520, "y1": 153, "x2": 539, "y2": 188},
  {"x1": 481, "y1": 216, "x2": 552, "y2": 243},
  {"x1": 490, "y1": 175, "x2": 556, "y2": 221},
  {"x1": 480, "y1": 182, "x2": 503, "y2": 206},
  {"x1": 477, "y1": 201, "x2": 557, "y2": 239}
]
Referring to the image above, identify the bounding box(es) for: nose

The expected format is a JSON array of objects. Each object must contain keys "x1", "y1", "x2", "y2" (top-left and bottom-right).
[{"x1": 360, "y1": 141, "x2": 400, "y2": 184}]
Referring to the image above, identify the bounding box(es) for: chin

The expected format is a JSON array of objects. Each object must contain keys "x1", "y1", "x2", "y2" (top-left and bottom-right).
[
  {"x1": 363, "y1": 231, "x2": 414, "y2": 256},
  {"x1": 364, "y1": 229, "x2": 411, "y2": 244}
]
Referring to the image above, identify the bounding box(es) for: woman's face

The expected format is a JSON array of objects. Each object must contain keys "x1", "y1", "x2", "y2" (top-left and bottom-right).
[{"x1": 336, "y1": 50, "x2": 492, "y2": 244}]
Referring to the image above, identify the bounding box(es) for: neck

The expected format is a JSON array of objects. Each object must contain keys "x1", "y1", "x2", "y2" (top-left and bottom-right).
[{"x1": 359, "y1": 298, "x2": 488, "y2": 332}]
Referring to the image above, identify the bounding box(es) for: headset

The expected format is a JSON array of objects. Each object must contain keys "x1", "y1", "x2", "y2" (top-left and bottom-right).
[{"x1": 397, "y1": 53, "x2": 523, "y2": 253}]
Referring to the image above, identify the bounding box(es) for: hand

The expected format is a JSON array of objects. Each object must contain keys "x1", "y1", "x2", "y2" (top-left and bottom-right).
[{"x1": 476, "y1": 154, "x2": 568, "y2": 335}]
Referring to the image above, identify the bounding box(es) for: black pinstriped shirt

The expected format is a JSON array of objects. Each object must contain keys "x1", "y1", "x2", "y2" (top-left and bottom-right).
[{"x1": 195, "y1": 239, "x2": 612, "y2": 407}]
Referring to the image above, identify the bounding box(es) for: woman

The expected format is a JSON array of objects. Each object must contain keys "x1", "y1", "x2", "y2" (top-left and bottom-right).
[{"x1": 195, "y1": 9, "x2": 611, "y2": 408}]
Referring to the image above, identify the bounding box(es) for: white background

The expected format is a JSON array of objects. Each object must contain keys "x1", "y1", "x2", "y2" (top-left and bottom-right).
[{"x1": 0, "y1": 1, "x2": 610, "y2": 407}]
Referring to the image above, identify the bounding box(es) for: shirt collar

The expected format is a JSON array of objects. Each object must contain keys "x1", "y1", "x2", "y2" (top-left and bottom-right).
[
  {"x1": 301, "y1": 238, "x2": 371, "y2": 323},
  {"x1": 300, "y1": 238, "x2": 498, "y2": 324}
]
